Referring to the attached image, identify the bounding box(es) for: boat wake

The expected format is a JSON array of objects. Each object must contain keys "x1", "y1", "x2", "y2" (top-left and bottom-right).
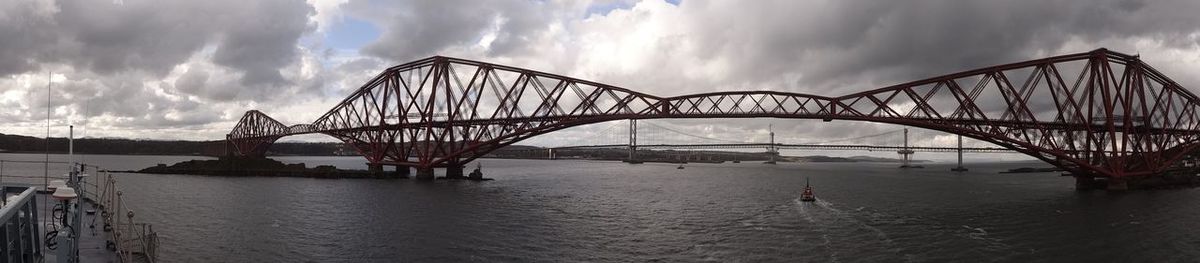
[
  {"x1": 793, "y1": 196, "x2": 902, "y2": 259},
  {"x1": 962, "y1": 225, "x2": 988, "y2": 238},
  {"x1": 958, "y1": 224, "x2": 1010, "y2": 249}
]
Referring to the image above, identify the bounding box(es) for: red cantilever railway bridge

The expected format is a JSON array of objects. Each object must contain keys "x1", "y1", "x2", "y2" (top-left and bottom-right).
[{"x1": 229, "y1": 48, "x2": 1200, "y2": 182}]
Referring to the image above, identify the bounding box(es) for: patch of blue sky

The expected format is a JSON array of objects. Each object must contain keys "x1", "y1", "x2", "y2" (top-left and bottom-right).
[
  {"x1": 585, "y1": 0, "x2": 634, "y2": 17},
  {"x1": 585, "y1": 0, "x2": 681, "y2": 17},
  {"x1": 324, "y1": 16, "x2": 381, "y2": 52}
]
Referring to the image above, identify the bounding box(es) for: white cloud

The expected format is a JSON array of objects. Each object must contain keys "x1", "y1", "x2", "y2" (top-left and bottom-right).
[{"x1": 307, "y1": 0, "x2": 350, "y2": 34}]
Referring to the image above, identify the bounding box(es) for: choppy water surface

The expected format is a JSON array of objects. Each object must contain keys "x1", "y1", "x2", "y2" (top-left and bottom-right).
[{"x1": 4, "y1": 153, "x2": 1200, "y2": 262}]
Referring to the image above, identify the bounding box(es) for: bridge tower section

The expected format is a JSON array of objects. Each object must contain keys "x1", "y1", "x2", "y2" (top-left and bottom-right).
[
  {"x1": 627, "y1": 119, "x2": 639, "y2": 163},
  {"x1": 897, "y1": 128, "x2": 916, "y2": 168},
  {"x1": 764, "y1": 124, "x2": 778, "y2": 164},
  {"x1": 951, "y1": 135, "x2": 968, "y2": 171},
  {"x1": 228, "y1": 49, "x2": 1200, "y2": 187}
]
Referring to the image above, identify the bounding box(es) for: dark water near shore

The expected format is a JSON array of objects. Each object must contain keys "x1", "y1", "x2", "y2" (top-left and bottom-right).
[{"x1": 3, "y1": 153, "x2": 1200, "y2": 262}]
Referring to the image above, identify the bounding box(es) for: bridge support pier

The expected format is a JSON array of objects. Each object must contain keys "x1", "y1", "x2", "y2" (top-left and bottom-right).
[
  {"x1": 396, "y1": 166, "x2": 410, "y2": 178},
  {"x1": 1106, "y1": 178, "x2": 1129, "y2": 191},
  {"x1": 951, "y1": 135, "x2": 968, "y2": 172},
  {"x1": 1074, "y1": 175, "x2": 1099, "y2": 190},
  {"x1": 416, "y1": 168, "x2": 435, "y2": 180},
  {"x1": 446, "y1": 164, "x2": 465, "y2": 179},
  {"x1": 368, "y1": 163, "x2": 384, "y2": 174},
  {"x1": 1074, "y1": 175, "x2": 1130, "y2": 191}
]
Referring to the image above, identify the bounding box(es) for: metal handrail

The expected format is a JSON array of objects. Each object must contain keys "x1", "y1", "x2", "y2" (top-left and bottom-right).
[
  {"x1": 0, "y1": 186, "x2": 42, "y2": 263},
  {"x1": 0, "y1": 160, "x2": 158, "y2": 263},
  {"x1": 91, "y1": 171, "x2": 158, "y2": 262}
]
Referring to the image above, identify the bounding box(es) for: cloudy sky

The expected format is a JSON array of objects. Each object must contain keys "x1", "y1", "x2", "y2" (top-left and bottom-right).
[{"x1": 3, "y1": 0, "x2": 1200, "y2": 155}]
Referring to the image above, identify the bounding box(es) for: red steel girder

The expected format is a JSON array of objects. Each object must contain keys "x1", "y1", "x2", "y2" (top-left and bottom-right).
[{"x1": 227, "y1": 48, "x2": 1200, "y2": 178}]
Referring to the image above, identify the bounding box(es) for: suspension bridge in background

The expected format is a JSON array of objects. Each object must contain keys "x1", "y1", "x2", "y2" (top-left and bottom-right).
[
  {"x1": 525, "y1": 119, "x2": 1012, "y2": 169},
  {"x1": 227, "y1": 48, "x2": 1200, "y2": 189}
]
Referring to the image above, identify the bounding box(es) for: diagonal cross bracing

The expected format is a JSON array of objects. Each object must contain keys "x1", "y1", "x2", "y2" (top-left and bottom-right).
[{"x1": 228, "y1": 49, "x2": 1200, "y2": 178}]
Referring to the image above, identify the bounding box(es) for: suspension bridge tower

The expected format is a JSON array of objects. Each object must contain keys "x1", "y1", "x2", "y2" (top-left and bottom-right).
[
  {"x1": 951, "y1": 135, "x2": 968, "y2": 171},
  {"x1": 897, "y1": 128, "x2": 917, "y2": 168},
  {"x1": 764, "y1": 124, "x2": 779, "y2": 164},
  {"x1": 625, "y1": 119, "x2": 642, "y2": 164}
]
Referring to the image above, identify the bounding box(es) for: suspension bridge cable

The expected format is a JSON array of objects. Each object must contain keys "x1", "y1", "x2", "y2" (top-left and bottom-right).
[
  {"x1": 638, "y1": 122, "x2": 908, "y2": 145},
  {"x1": 544, "y1": 121, "x2": 626, "y2": 147},
  {"x1": 802, "y1": 129, "x2": 905, "y2": 145},
  {"x1": 592, "y1": 121, "x2": 623, "y2": 136},
  {"x1": 556, "y1": 120, "x2": 910, "y2": 147},
  {"x1": 639, "y1": 122, "x2": 751, "y2": 143}
]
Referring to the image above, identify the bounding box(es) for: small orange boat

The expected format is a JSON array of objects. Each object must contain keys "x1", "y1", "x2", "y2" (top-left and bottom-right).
[{"x1": 801, "y1": 178, "x2": 816, "y2": 202}]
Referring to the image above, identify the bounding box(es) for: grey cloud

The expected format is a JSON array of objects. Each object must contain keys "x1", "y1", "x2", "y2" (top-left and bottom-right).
[
  {"x1": 346, "y1": 0, "x2": 568, "y2": 61},
  {"x1": 211, "y1": 0, "x2": 315, "y2": 86},
  {"x1": 172, "y1": 63, "x2": 245, "y2": 102},
  {"x1": 0, "y1": 0, "x2": 317, "y2": 139},
  {"x1": 50, "y1": 1, "x2": 213, "y2": 76},
  {"x1": 326, "y1": 57, "x2": 384, "y2": 94},
  {"x1": 346, "y1": 0, "x2": 490, "y2": 61},
  {"x1": 346, "y1": 0, "x2": 1200, "y2": 97},
  {"x1": 174, "y1": 67, "x2": 210, "y2": 96},
  {"x1": 1, "y1": 0, "x2": 314, "y2": 93},
  {"x1": 0, "y1": 0, "x2": 58, "y2": 75},
  {"x1": 678, "y1": 0, "x2": 1200, "y2": 95}
]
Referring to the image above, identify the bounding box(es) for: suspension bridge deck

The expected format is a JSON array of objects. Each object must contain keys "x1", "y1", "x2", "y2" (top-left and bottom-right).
[{"x1": 553, "y1": 143, "x2": 1014, "y2": 153}]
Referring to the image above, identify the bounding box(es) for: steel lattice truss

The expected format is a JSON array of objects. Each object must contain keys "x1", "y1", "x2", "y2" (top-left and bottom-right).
[{"x1": 229, "y1": 49, "x2": 1200, "y2": 178}]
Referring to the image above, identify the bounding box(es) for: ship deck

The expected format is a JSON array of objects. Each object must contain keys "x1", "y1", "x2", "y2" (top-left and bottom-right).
[
  {"x1": 3, "y1": 184, "x2": 121, "y2": 263},
  {"x1": 34, "y1": 191, "x2": 121, "y2": 263}
]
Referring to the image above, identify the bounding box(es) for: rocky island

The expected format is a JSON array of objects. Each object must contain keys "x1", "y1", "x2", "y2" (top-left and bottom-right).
[{"x1": 133, "y1": 157, "x2": 401, "y2": 179}]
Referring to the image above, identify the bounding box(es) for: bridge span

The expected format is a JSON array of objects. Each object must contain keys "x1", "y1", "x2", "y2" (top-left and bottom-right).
[
  {"x1": 554, "y1": 143, "x2": 1014, "y2": 153},
  {"x1": 229, "y1": 48, "x2": 1200, "y2": 186}
]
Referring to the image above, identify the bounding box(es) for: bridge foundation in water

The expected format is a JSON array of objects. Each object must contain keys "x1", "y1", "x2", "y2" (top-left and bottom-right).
[
  {"x1": 1074, "y1": 175, "x2": 1130, "y2": 191},
  {"x1": 951, "y1": 135, "x2": 968, "y2": 172},
  {"x1": 416, "y1": 168, "x2": 436, "y2": 180},
  {"x1": 1073, "y1": 171, "x2": 1200, "y2": 191},
  {"x1": 397, "y1": 166, "x2": 410, "y2": 177},
  {"x1": 446, "y1": 165, "x2": 465, "y2": 179},
  {"x1": 368, "y1": 163, "x2": 410, "y2": 178}
]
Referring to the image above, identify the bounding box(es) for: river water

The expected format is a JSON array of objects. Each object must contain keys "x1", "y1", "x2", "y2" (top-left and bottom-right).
[{"x1": 2, "y1": 153, "x2": 1198, "y2": 262}]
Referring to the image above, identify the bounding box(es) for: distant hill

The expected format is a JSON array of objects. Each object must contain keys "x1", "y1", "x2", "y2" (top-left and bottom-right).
[
  {"x1": 847, "y1": 155, "x2": 929, "y2": 163},
  {"x1": 0, "y1": 133, "x2": 928, "y2": 163},
  {"x1": 0, "y1": 133, "x2": 339, "y2": 156}
]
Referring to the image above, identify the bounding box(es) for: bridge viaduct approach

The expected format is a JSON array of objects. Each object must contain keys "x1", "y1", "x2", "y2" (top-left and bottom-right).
[{"x1": 228, "y1": 48, "x2": 1200, "y2": 185}]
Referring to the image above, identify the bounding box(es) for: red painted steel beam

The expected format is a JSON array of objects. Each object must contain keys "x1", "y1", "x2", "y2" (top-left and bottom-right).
[{"x1": 227, "y1": 48, "x2": 1200, "y2": 178}]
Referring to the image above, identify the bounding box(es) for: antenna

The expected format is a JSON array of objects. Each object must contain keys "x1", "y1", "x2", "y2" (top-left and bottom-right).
[
  {"x1": 44, "y1": 72, "x2": 51, "y2": 191},
  {"x1": 80, "y1": 97, "x2": 90, "y2": 164},
  {"x1": 768, "y1": 124, "x2": 775, "y2": 150},
  {"x1": 769, "y1": 124, "x2": 774, "y2": 140}
]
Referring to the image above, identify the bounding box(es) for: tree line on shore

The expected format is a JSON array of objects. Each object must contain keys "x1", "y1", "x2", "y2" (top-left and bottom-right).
[{"x1": 0, "y1": 133, "x2": 341, "y2": 156}]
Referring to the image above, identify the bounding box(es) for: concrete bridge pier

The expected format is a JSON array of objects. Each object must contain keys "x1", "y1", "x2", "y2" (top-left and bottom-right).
[
  {"x1": 1106, "y1": 178, "x2": 1129, "y2": 191},
  {"x1": 951, "y1": 135, "x2": 968, "y2": 172},
  {"x1": 445, "y1": 164, "x2": 465, "y2": 179},
  {"x1": 1074, "y1": 175, "x2": 1099, "y2": 190},
  {"x1": 369, "y1": 163, "x2": 410, "y2": 178},
  {"x1": 1074, "y1": 174, "x2": 1130, "y2": 191},
  {"x1": 416, "y1": 168, "x2": 436, "y2": 180},
  {"x1": 396, "y1": 166, "x2": 410, "y2": 178}
]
